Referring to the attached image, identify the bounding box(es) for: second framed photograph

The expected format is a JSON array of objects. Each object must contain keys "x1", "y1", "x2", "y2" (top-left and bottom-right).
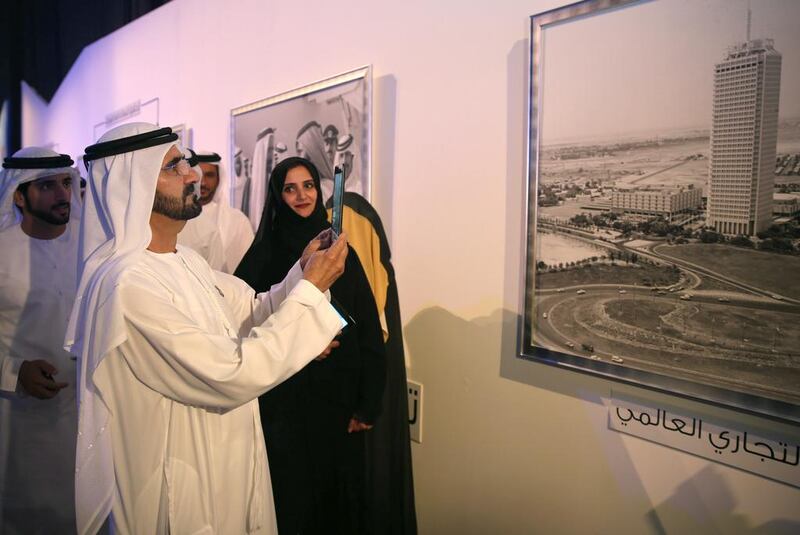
[
  {"x1": 522, "y1": 0, "x2": 800, "y2": 423},
  {"x1": 230, "y1": 66, "x2": 372, "y2": 230}
]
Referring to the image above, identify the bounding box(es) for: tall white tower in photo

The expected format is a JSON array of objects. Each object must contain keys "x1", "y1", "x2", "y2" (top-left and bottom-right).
[{"x1": 708, "y1": 38, "x2": 782, "y2": 236}]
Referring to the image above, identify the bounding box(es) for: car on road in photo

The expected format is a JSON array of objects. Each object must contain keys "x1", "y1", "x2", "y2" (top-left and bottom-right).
[
  {"x1": 611, "y1": 355, "x2": 624, "y2": 363},
  {"x1": 679, "y1": 294, "x2": 692, "y2": 301},
  {"x1": 565, "y1": 342, "x2": 575, "y2": 349},
  {"x1": 543, "y1": 312, "x2": 548, "y2": 319},
  {"x1": 771, "y1": 294, "x2": 783, "y2": 301},
  {"x1": 717, "y1": 297, "x2": 730, "y2": 303},
  {"x1": 576, "y1": 289, "x2": 586, "y2": 295},
  {"x1": 618, "y1": 289, "x2": 627, "y2": 294}
]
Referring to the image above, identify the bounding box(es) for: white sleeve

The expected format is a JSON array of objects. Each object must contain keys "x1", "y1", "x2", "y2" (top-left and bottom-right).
[
  {"x1": 0, "y1": 354, "x2": 24, "y2": 393},
  {"x1": 252, "y1": 261, "x2": 308, "y2": 323},
  {"x1": 114, "y1": 276, "x2": 341, "y2": 410},
  {"x1": 213, "y1": 260, "x2": 316, "y2": 335}
]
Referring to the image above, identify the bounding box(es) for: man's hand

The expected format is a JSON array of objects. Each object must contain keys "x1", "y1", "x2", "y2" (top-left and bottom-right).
[
  {"x1": 314, "y1": 339, "x2": 340, "y2": 361},
  {"x1": 18, "y1": 360, "x2": 68, "y2": 399},
  {"x1": 347, "y1": 416, "x2": 374, "y2": 434},
  {"x1": 302, "y1": 233, "x2": 348, "y2": 292},
  {"x1": 300, "y1": 229, "x2": 335, "y2": 269}
]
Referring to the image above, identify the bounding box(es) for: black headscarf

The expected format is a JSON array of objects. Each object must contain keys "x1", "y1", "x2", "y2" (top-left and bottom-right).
[{"x1": 235, "y1": 157, "x2": 329, "y2": 292}]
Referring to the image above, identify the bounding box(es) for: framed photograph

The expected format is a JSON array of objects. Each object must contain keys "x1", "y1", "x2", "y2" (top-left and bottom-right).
[
  {"x1": 522, "y1": 0, "x2": 800, "y2": 423},
  {"x1": 230, "y1": 66, "x2": 372, "y2": 230},
  {"x1": 171, "y1": 123, "x2": 192, "y2": 150}
]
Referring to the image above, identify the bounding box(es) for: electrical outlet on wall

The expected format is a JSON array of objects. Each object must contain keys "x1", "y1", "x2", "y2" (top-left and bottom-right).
[{"x1": 407, "y1": 380, "x2": 422, "y2": 443}]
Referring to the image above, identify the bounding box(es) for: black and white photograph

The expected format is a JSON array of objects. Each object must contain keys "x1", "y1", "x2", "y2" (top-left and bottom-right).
[
  {"x1": 524, "y1": 0, "x2": 800, "y2": 414},
  {"x1": 231, "y1": 66, "x2": 371, "y2": 230},
  {"x1": 171, "y1": 123, "x2": 192, "y2": 150}
]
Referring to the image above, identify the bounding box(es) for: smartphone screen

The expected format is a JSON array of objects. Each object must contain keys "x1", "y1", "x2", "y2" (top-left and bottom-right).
[{"x1": 331, "y1": 166, "x2": 345, "y2": 237}]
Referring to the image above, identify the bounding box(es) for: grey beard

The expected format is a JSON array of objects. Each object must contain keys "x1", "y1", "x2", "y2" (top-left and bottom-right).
[{"x1": 152, "y1": 186, "x2": 202, "y2": 221}]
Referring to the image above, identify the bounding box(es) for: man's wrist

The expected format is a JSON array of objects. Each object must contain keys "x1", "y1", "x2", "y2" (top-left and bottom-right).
[{"x1": 0, "y1": 356, "x2": 26, "y2": 393}]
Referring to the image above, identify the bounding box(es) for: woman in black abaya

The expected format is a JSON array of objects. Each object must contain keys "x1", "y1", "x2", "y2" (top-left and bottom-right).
[{"x1": 235, "y1": 157, "x2": 386, "y2": 535}]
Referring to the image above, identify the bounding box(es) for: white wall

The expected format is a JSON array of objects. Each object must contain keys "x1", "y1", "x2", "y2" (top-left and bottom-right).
[
  {"x1": 20, "y1": 82, "x2": 48, "y2": 149},
  {"x1": 25, "y1": 0, "x2": 800, "y2": 532}
]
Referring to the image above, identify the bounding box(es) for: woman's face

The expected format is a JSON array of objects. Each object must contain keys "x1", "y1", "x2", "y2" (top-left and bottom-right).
[{"x1": 281, "y1": 165, "x2": 318, "y2": 218}]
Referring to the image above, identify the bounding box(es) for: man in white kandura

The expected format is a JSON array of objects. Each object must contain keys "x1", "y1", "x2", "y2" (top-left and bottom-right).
[
  {"x1": 0, "y1": 148, "x2": 81, "y2": 533},
  {"x1": 177, "y1": 150, "x2": 254, "y2": 273},
  {"x1": 65, "y1": 122, "x2": 348, "y2": 535}
]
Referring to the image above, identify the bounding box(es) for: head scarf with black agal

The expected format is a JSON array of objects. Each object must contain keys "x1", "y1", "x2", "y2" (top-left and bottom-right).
[
  {"x1": 0, "y1": 147, "x2": 82, "y2": 534},
  {"x1": 179, "y1": 149, "x2": 221, "y2": 265},
  {"x1": 64, "y1": 123, "x2": 179, "y2": 535},
  {"x1": 0, "y1": 147, "x2": 81, "y2": 231},
  {"x1": 189, "y1": 150, "x2": 228, "y2": 207},
  {"x1": 178, "y1": 149, "x2": 255, "y2": 273}
]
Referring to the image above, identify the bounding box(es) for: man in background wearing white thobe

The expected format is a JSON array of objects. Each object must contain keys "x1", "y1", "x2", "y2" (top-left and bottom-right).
[
  {"x1": 0, "y1": 148, "x2": 82, "y2": 534},
  {"x1": 66, "y1": 122, "x2": 347, "y2": 535},
  {"x1": 177, "y1": 150, "x2": 254, "y2": 273}
]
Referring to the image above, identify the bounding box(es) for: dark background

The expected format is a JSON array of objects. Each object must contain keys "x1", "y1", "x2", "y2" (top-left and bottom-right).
[{"x1": 0, "y1": 0, "x2": 170, "y2": 154}]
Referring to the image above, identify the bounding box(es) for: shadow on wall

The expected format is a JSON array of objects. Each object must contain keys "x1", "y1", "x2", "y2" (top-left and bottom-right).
[
  {"x1": 405, "y1": 304, "x2": 800, "y2": 534},
  {"x1": 404, "y1": 306, "x2": 647, "y2": 535},
  {"x1": 647, "y1": 465, "x2": 800, "y2": 535}
]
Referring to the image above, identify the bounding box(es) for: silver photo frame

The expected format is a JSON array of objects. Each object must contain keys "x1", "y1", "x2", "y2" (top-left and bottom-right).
[
  {"x1": 521, "y1": 0, "x2": 800, "y2": 424},
  {"x1": 171, "y1": 123, "x2": 192, "y2": 150},
  {"x1": 230, "y1": 66, "x2": 372, "y2": 229}
]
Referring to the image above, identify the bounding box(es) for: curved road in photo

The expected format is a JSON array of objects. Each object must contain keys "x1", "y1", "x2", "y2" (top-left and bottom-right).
[{"x1": 533, "y1": 224, "x2": 800, "y2": 401}]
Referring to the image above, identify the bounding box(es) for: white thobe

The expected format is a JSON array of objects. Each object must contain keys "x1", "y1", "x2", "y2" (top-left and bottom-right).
[
  {"x1": 177, "y1": 202, "x2": 254, "y2": 274},
  {"x1": 90, "y1": 246, "x2": 340, "y2": 534},
  {"x1": 0, "y1": 224, "x2": 78, "y2": 534}
]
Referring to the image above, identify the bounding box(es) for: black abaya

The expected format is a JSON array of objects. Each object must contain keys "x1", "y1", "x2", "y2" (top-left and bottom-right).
[{"x1": 235, "y1": 158, "x2": 386, "y2": 535}]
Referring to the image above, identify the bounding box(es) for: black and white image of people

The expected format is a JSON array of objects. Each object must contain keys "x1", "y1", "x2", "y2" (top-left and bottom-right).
[{"x1": 232, "y1": 69, "x2": 370, "y2": 230}]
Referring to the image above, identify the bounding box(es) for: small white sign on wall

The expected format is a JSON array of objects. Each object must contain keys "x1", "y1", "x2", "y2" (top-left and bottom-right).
[
  {"x1": 609, "y1": 396, "x2": 799, "y2": 488},
  {"x1": 408, "y1": 380, "x2": 422, "y2": 444}
]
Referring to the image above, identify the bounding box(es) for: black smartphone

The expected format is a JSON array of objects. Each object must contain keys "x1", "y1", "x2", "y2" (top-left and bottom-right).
[{"x1": 331, "y1": 166, "x2": 345, "y2": 238}]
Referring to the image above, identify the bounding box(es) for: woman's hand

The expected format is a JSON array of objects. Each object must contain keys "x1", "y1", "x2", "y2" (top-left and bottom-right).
[
  {"x1": 347, "y1": 416, "x2": 374, "y2": 433},
  {"x1": 314, "y1": 339, "x2": 340, "y2": 361}
]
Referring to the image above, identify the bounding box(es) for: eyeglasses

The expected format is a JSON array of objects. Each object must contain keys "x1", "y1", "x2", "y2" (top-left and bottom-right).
[{"x1": 161, "y1": 158, "x2": 191, "y2": 176}]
